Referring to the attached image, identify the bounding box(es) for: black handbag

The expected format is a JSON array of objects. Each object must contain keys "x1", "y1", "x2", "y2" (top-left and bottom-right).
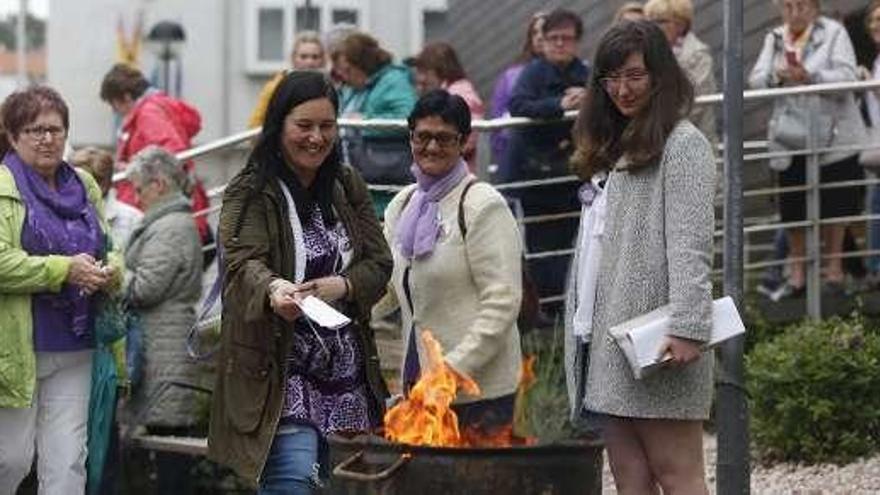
[{"x1": 347, "y1": 131, "x2": 414, "y2": 185}]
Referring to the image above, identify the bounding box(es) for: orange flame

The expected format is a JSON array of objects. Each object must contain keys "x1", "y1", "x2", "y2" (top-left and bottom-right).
[
  {"x1": 384, "y1": 330, "x2": 480, "y2": 447},
  {"x1": 384, "y1": 330, "x2": 537, "y2": 448}
]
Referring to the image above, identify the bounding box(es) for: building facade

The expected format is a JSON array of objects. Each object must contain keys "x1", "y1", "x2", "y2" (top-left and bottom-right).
[{"x1": 47, "y1": 0, "x2": 448, "y2": 189}]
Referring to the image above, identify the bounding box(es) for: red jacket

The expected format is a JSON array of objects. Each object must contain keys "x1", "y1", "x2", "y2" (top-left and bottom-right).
[{"x1": 114, "y1": 91, "x2": 211, "y2": 240}]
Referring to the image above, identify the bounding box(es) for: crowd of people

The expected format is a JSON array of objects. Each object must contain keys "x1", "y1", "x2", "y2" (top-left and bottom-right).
[{"x1": 2, "y1": 1, "x2": 880, "y2": 494}]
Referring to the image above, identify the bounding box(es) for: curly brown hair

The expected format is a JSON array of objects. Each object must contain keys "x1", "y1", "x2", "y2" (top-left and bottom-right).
[
  {"x1": 332, "y1": 32, "x2": 392, "y2": 76},
  {"x1": 1, "y1": 85, "x2": 69, "y2": 157},
  {"x1": 413, "y1": 42, "x2": 467, "y2": 83}
]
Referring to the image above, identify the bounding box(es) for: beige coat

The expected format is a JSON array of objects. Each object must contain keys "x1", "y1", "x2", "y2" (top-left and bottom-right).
[
  {"x1": 382, "y1": 178, "x2": 523, "y2": 403},
  {"x1": 676, "y1": 32, "x2": 718, "y2": 144}
]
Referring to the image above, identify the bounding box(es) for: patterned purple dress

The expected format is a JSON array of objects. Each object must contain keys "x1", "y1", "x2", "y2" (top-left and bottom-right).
[{"x1": 279, "y1": 204, "x2": 375, "y2": 435}]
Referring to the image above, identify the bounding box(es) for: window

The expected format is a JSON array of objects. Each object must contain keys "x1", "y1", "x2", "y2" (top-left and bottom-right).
[
  {"x1": 246, "y1": 0, "x2": 294, "y2": 74},
  {"x1": 332, "y1": 9, "x2": 358, "y2": 26},
  {"x1": 423, "y1": 10, "x2": 448, "y2": 43},
  {"x1": 296, "y1": 6, "x2": 321, "y2": 32},
  {"x1": 245, "y1": 0, "x2": 363, "y2": 74},
  {"x1": 258, "y1": 8, "x2": 284, "y2": 61}
]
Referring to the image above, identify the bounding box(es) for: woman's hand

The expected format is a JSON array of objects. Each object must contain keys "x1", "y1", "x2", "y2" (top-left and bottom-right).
[
  {"x1": 657, "y1": 335, "x2": 703, "y2": 367},
  {"x1": 66, "y1": 254, "x2": 111, "y2": 295},
  {"x1": 297, "y1": 276, "x2": 350, "y2": 303},
  {"x1": 776, "y1": 63, "x2": 810, "y2": 85},
  {"x1": 268, "y1": 278, "x2": 305, "y2": 322}
]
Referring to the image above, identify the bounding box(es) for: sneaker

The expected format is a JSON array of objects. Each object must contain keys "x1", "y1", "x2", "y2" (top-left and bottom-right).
[
  {"x1": 756, "y1": 279, "x2": 781, "y2": 299},
  {"x1": 770, "y1": 282, "x2": 806, "y2": 302}
]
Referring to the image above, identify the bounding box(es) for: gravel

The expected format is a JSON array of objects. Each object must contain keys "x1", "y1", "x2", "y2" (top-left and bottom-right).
[{"x1": 600, "y1": 434, "x2": 880, "y2": 494}]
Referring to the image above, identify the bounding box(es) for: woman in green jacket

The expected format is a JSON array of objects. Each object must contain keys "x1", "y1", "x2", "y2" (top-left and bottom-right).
[
  {"x1": 0, "y1": 85, "x2": 121, "y2": 494},
  {"x1": 208, "y1": 71, "x2": 391, "y2": 494}
]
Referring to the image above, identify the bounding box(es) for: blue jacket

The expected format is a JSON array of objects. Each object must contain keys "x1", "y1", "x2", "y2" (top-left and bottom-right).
[
  {"x1": 339, "y1": 63, "x2": 417, "y2": 138},
  {"x1": 503, "y1": 57, "x2": 590, "y2": 181}
]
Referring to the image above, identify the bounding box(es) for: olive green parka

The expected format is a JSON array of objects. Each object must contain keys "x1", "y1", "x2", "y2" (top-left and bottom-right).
[{"x1": 207, "y1": 163, "x2": 391, "y2": 486}]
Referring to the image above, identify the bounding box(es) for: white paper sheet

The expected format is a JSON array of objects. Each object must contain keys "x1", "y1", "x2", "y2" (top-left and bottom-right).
[{"x1": 297, "y1": 295, "x2": 351, "y2": 330}]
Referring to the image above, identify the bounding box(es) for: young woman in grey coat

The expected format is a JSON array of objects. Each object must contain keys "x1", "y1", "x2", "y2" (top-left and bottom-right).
[{"x1": 569, "y1": 21, "x2": 715, "y2": 494}]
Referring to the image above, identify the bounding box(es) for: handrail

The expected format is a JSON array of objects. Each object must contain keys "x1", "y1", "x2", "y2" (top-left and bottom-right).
[
  {"x1": 110, "y1": 78, "x2": 880, "y2": 185},
  {"x1": 107, "y1": 77, "x2": 880, "y2": 311}
]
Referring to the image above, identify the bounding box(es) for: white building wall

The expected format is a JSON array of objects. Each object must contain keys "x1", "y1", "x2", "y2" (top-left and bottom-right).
[{"x1": 47, "y1": 0, "x2": 446, "y2": 190}]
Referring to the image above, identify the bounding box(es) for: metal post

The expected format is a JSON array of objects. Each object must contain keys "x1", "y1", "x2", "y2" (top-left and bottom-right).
[
  {"x1": 717, "y1": 0, "x2": 749, "y2": 494},
  {"x1": 805, "y1": 97, "x2": 822, "y2": 319},
  {"x1": 16, "y1": 0, "x2": 28, "y2": 87}
]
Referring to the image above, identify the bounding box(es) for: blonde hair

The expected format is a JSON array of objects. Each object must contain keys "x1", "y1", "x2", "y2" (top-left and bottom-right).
[
  {"x1": 614, "y1": 2, "x2": 645, "y2": 23},
  {"x1": 644, "y1": 0, "x2": 694, "y2": 27},
  {"x1": 292, "y1": 31, "x2": 324, "y2": 57}
]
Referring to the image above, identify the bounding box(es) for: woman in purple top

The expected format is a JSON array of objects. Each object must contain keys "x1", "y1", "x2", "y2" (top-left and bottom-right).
[
  {"x1": 209, "y1": 71, "x2": 391, "y2": 494},
  {"x1": 489, "y1": 11, "x2": 547, "y2": 171},
  {"x1": 0, "y1": 86, "x2": 119, "y2": 494}
]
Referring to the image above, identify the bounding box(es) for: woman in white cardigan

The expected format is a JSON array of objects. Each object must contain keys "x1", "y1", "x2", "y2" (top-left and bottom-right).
[{"x1": 382, "y1": 89, "x2": 523, "y2": 433}]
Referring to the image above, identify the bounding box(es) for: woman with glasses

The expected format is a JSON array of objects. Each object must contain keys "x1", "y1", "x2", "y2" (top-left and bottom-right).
[
  {"x1": 382, "y1": 89, "x2": 523, "y2": 435},
  {"x1": 208, "y1": 71, "x2": 391, "y2": 494},
  {"x1": 569, "y1": 21, "x2": 714, "y2": 493},
  {"x1": 749, "y1": 0, "x2": 866, "y2": 299},
  {"x1": 0, "y1": 85, "x2": 121, "y2": 493}
]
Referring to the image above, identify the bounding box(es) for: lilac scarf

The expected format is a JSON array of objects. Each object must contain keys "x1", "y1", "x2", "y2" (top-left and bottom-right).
[
  {"x1": 5, "y1": 152, "x2": 103, "y2": 347},
  {"x1": 395, "y1": 159, "x2": 469, "y2": 259}
]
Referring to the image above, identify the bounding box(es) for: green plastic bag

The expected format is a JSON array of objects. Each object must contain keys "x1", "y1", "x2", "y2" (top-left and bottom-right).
[{"x1": 86, "y1": 294, "x2": 129, "y2": 495}]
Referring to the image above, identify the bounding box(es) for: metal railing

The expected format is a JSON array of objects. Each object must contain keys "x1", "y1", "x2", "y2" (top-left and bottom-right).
[{"x1": 116, "y1": 78, "x2": 880, "y2": 318}]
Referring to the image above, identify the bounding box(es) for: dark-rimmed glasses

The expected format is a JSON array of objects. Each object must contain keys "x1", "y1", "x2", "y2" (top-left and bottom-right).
[{"x1": 410, "y1": 130, "x2": 461, "y2": 149}]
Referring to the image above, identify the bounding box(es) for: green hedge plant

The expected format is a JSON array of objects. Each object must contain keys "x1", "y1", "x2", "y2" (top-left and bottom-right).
[{"x1": 747, "y1": 315, "x2": 880, "y2": 464}]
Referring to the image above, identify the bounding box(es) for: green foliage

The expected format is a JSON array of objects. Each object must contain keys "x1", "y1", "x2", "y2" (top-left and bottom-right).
[
  {"x1": 519, "y1": 328, "x2": 577, "y2": 442},
  {"x1": 747, "y1": 314, "x2": 880, "y2": 464}
]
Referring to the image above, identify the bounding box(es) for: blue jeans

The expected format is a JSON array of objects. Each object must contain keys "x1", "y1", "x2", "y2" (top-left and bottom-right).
[{"x1": 259, "y1": 426, "x2": 320, "y2": 495}]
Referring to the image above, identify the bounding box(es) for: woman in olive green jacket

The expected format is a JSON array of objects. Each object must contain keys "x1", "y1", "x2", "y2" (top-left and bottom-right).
[{"x1": 208, "y1": 71, "x2": 391, "y2": 492}]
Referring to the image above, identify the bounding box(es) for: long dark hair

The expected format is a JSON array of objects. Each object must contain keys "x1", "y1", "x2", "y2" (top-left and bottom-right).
[
  {"x1": 571, "y1": 21, "x2": 693, "y2": 179},
  {"x1": 239, "y1": 70, "x2": 341, "y2": 233}
]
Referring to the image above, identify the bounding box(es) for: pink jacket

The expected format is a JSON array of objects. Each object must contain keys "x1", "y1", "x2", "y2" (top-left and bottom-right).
[{"x1": 444, "y1": 79, "x2": 485, "y2": 171}]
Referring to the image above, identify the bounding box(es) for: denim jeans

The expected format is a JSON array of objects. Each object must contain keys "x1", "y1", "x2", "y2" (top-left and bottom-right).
[{"x1": 258, "y1": 426, "x2": 320, "y2": 495}]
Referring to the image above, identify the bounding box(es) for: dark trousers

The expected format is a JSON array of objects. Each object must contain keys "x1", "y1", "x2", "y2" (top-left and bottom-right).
[{"x1": 516, "y1": 181, "x2": 580, "y2": 315}]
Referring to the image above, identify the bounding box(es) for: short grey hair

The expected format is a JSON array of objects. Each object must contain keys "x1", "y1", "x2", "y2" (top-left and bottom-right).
[{"x1": 128, "y1": 145, "x2": 190, "y2": 194}]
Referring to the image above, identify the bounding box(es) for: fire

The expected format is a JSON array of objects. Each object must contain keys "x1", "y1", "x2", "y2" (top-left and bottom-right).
[
  {"x1": 384, "y1": 330, "x2": 480, "y2": 447},
  {"x1": 383, "y1": 330, "x2": 537, "y2": 448}
]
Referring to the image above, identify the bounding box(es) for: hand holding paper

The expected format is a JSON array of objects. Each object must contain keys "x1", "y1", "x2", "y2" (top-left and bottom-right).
[
  {"x1": 610, "y1": 296, "x2": 746, "y2": 379},
  {"x1": 296, "y1": 295, "x2": 351, "y2": 330}
]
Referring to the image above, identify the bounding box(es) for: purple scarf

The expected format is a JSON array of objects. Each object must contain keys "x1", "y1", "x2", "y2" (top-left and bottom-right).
[
  {"x1": 5, "y1": 152, "x2": 103, "y2": 349},
  {"x1": 395, "y1": 159, "x2": 469, "y2": 259}
]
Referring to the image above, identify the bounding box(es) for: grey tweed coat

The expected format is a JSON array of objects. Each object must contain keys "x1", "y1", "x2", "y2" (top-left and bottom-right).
[
  {"x1": 580, "y1": 120, "x2": 716, "y2": 420},
  {"x1": 124, "y1": 193, "x2": 203, "y2": 427}
]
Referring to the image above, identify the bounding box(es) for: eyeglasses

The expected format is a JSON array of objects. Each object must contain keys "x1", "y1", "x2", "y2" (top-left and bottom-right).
[
  {"x1": 410, "y1": 130, "x2": 461, "y2": 149},
  {"x1": 21, "y1": 125, "x2": 66, "y2": 141},
  {"x1": 599, "y1": 69, "x2": 651, "y2": 94},
  {"x1": 545, "y1": 34, "x2": 577, "y2": 45}
]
